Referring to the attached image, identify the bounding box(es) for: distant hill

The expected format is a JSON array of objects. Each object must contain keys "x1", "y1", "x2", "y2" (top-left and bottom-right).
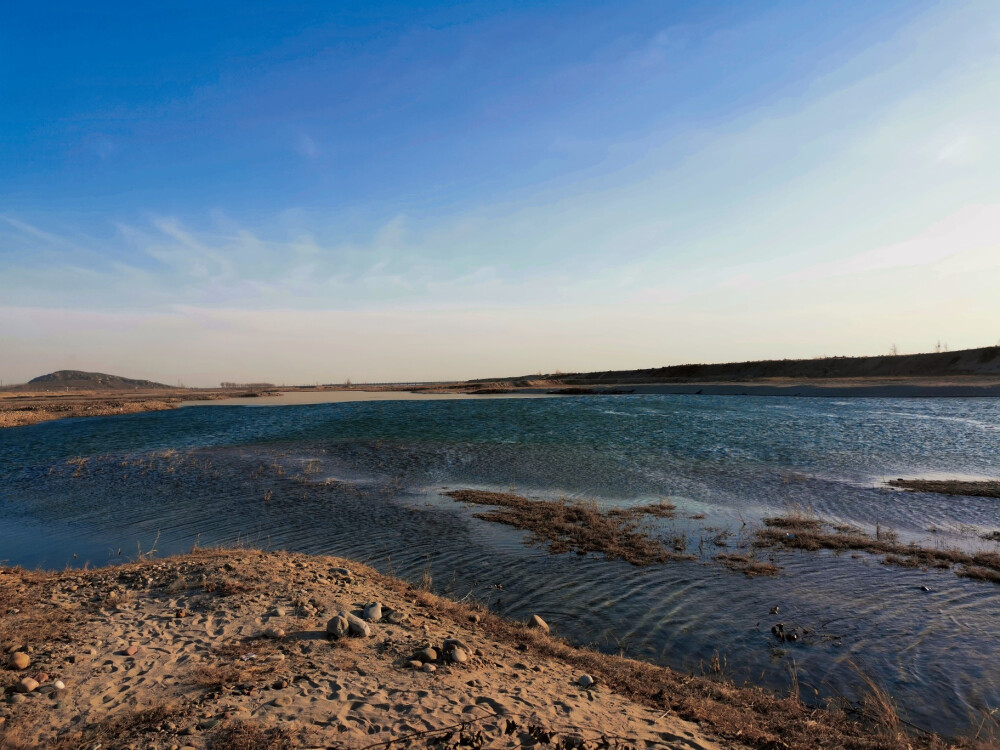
[
  {"x1": 24, "y1": 370, "x2": 168, "y2": 391},
  {"x1": 490, "y1": 346, "x2": 1000, "y2": 385}
]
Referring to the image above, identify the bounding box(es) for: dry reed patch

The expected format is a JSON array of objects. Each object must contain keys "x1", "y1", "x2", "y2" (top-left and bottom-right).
[
  {"x1": 444, "y1": 490, "x2": 690, "y2": 566},
  {"x1": 713, "y1": 553, "x2": 780, "y2": 577},
  {"x1": 209, "y1": 720, "x2": 295, "y2": 750},
  {"x1": 757, "y1": 516, "x2": 1000, "y2": 584},
  {"x1": 888, "y1": 479, "x2": 1000, "y2": 499}
]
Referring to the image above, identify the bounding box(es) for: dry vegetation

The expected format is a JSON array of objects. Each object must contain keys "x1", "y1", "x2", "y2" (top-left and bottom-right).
[
  {"x1": 887, "y1": 479, "x2": 1000, "y2": 499},
  {"x1": 445, "y1": 490, "x2": 692, "y2": 566},
  {"x1": 756, "y1": 514, "x2": 1000, "y2": 583}
]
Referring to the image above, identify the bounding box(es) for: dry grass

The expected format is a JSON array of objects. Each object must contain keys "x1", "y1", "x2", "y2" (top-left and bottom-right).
[
  {"x1": 888, "y1": 479, "x2": 1000, "y2": 499},
  {"x1": 757, "y1": 516, "x2": 1000, "y2": 584},
  {"x1": 0, "y1": 705, "x2": 184, "y2": 750},
  {"x1": 445, "y1": 490, "x2": 690, "y2": 566}
]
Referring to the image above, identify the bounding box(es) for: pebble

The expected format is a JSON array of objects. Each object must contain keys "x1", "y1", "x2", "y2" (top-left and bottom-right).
[
  {"x1": 448, "y1": 647, "x2": 469, "y2": 663},
  {"x1": 422, "y1": 663, "x2": 436, "y2": 673},
  {"x1": 326, "y1": 615, "x2": 350, "y2": 639},
  {"x1": 363, "y1": 602, "x2": 383, "y2": 622},
  {"x1": 263, "y1": 626, "x2": 286, "y2": 639},
  {"x1": 272, "y1": 607, "x2": 286, "y2": 617},
  {"x1": 577, "y1": 674, "x2": 595, "y2": 688},
  {"x1": 125, "y1": 645, "x2": 139, "y2": 657},
  {"x1": 53, "y1": 680, "x2": 66, "y2": 690},
  {"x1": 32, "y1": 672, "x2": 49, "y2": 684},
  {"x1": 8, "y1": 652, "x2": 30, "y2": 670},
  {"x1": 7, "y1": 694, "x2": 26, "y2": 705},
  {"x1": 407, "y1": 660, "x2": 423, "y2": 670},
  {"x1": 15, "y1": 677, "x2": 39, "y2": 694},
  {"x1": 528, "y1": 614, "x2": 549, "y2": 633}
]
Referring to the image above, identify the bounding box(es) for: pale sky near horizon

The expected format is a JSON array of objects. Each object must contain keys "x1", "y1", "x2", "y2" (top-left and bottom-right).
[{"x1": 2, "y1": 1, "x2": 1000, "y2": 386}]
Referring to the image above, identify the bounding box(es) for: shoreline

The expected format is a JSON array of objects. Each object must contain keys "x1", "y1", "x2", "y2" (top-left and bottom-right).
[
  {"x1": 5, "y1": 377, "x2": 1000, "y2": 430},
  {"x1": 0, "y1": 548, "x2": 978, "y2": 749}
]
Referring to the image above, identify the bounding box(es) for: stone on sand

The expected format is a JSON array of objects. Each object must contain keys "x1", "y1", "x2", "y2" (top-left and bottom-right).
[
  {"x1": 363, "y1": 602, "x2": 383, "y2": 622},
  {"x1": 8, "y1": 652, "x2": 30, "y2": 670},
  {"x1": 342, "y1": 611, "x2": 372, "y2": 637},
  {"x1": 15, "y1": 677, "x2": 39, "y2": 693}
]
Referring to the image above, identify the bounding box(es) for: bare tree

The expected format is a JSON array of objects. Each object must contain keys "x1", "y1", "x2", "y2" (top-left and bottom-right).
[{"x1": 889, "y1": 343, "x2": 898, "y2": 356}]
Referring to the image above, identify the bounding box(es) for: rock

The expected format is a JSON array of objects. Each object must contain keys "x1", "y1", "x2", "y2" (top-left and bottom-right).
[
  {"x1": 363, "y1": 602, "x2": 383, "y2": 622},
  {"x1": 7, "y1": 693, "x2": 26, "y2": 705},
  {"x1": 407, "y1": 660, "x2": 423, "y2": 670},
  {"x1": 326, "y1": 615, "x2": 349, "y2": 639},
  {"x1": 53, "y1": 680, "x2": 66, "y2": 690},
  {"x1": 125, "y1": 645, "x2": 139, "y2": 657},
  {"x1": 8, "y1": 653, "x2": 30, "y2": 670},
  {"x1": 469, "y1": 613, "x2": 481, "y2": 623},
  {"x1": 422, "y1": 663, "x2": 436, "y2": 673},
  {"x1": 448, "y1": 647, "x2": 469, "y2": 663},
  {"x1": 577, "y1": 674, "x2": 595, "y2": 688},
  {"x1": 342, "y1": 611, "x2": 371, "y2": 637},
  {"x1": 32, "y1": 672, "x2": 49, "y2": 684},
  {"x1": 272, "y1": 679, "x2": 288, "y2": 689},
  {"x1": 263, "y1": 626, "x2": 285, "y2": 640},
  {"x1": 528, "y1": 614, "x2": 549, "y2": 633},
  {"x1": 415, "y1": 647, "x2": 438, "y2": 663},
  {"x1": 330, "y1": 567, "x2": 351, "y2": 577},
  {"x1": 15, "y1": 677, "x2": 39, "y2": 693},
  {"x1": 272, "y1": 607, "x2": 286, "y2": 617}
]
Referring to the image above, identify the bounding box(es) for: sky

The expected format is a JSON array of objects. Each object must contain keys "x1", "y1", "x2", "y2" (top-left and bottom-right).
[{"x1": 2, "y1": 0, "x2": 1000, "y2": 386}]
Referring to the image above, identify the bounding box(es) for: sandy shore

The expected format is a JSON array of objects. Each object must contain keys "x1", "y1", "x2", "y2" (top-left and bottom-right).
[
  {"x1": 0, "y1": 549, "x2": 977, "y2": 750},
  {"x1": 0, "y1": 390, "x2": 266, "y2": 429}
]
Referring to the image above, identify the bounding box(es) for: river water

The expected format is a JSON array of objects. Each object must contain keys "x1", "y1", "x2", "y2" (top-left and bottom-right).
[{"x1": 1, "y1": 394, "x2": 998, "y2": 736}]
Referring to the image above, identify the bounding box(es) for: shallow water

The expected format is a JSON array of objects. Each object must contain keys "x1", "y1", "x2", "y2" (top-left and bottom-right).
[{"x1": 1, "y1": 395, "x2": 999, "y2": 736}]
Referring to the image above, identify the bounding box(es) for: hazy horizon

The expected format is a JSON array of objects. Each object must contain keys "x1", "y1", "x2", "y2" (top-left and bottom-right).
[{"x1": 3, "y1": 1, "x2": 1000, "y2": 387}]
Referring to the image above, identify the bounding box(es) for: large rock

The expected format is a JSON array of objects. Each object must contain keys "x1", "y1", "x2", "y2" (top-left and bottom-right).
[
  {"x1": 342, "y1": 611, "x2": 371, "y2": 637},
  {"x1": 577, "y1": 674, "x2": 595, "y2": 688},
  {"x1": 326, "y1": 614, "x2": 349, "y2": 639},
  {"x1": 528, "y1": 614, "x2": 550, "y2": 633},
  {"x1": 8, "y1": 652, "x2": 30, "y2": 670},
  {"x1": 363, "y1": 602, "x2": 382, "y2": 622}
]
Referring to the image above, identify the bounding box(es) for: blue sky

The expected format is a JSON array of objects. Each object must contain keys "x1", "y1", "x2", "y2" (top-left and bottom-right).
[{"x1": 2, "y1": 1, "x2": 999, "y2": 384}]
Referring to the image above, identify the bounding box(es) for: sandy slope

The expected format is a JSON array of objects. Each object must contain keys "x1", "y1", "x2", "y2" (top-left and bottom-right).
[{"x1": 0, "y1": 550, "x2": 723, "y2": 750}]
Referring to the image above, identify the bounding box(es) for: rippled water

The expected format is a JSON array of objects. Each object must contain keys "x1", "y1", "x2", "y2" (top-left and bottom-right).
[{"x1": 1, "y1": 395, "x2": 999, "y2": 736}]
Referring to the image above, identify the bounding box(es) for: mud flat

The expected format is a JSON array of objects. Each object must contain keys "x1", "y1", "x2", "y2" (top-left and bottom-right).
[{"x1": 0, "y1": 549, "x2": 981, "y2": 750}]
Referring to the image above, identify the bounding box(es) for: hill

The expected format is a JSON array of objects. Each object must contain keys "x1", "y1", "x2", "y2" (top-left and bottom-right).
[
  {"x1": 494, "y1": 346, "x2": 1000, "y2": 385},
  {"x1": 23, "y1": 370, "x2": 168, "y2": 391}
]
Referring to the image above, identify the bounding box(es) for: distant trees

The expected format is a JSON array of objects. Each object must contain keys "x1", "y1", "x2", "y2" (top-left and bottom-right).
[{"x1": 220, "y1": 382, "x2": 275, "y2": 389}]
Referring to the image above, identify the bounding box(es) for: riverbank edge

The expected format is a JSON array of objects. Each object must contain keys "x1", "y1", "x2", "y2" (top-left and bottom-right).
[{"x1": 0, "y1": 548, "x2": 981, "y2": 750}]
